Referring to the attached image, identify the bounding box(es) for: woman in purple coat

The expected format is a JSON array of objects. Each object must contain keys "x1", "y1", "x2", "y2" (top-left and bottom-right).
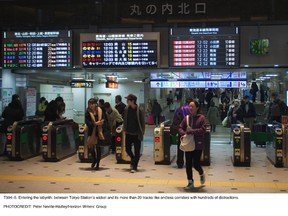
[{"x1": 178, "y1": 100, "x2": 206, "y2": 190}]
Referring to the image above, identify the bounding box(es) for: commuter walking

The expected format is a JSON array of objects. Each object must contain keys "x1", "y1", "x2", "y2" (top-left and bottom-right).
[
  {"x1": 44, "y1": 96, "x2": 65, "y2": 121},
  {"x1": 206, "y1": 101, "x2": 219, "y2": 132},
  {"x1": 240, "y1": 95, "x2": 256, "y2": 130},
  {"x1": 220, "y1": 102, "x2": 229, "y2": 122},
  {"x1": 85, "y1": 98, "x2": 105, "y2": 170},
  {"x1": 123, "y1": 94, "x2": 145, "y2": 173},
  {"x1": 35, "y1": 97, "x2": 47, "y2": 122},
  {"x1": 104, "y1": 102, "x2": 123, "y2": 154},
  {"x1": 228, "y1": 99, "x2": 243, "y2": 124},
  {"x1": 171, "y1": 97, "x2": 193, "y2": 168},
  {"x1": 151, "y1": 99, "x2": 162, "y2": 125},
  {"x1": 178, "y1": 100, "x2": 206, "y2": 190},
  {"x1": 1, "y1": 94, "x2": 24, "y2": 133},
  {"x1": 268, "y1": 92, "x2": 288, "y2": 123},
  {"x1": 115, "y1": 95, "x2": 126, "y2": 118}
]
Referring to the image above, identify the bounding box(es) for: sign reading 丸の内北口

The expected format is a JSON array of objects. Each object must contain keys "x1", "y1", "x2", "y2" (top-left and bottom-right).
[{"x1": 2, "y1": 31, "x2": 72, "y2": 68}]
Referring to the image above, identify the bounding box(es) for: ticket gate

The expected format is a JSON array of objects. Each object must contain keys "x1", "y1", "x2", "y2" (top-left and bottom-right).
[
  {"x1": 115, "y1": 125, "x2": 143, "y2": 164},
  {"x1": 201, "y1": 125, "x2": 211, "y2": 166},
  {"x1": 232, "y1": 124, "x2": 251, "y2": 167},
  {"x1": 0, "y1": 120, "x2": 5, "y2": 155},
  {"x1": 77, "y1": 124, "x2": 110, "y2": 163},
  {"x1": 5, "y1": 120, "x2": 42, "y2": 161},
  {"x1": 266, "y1": 124, "x2": 288, "y2": 168},
  {"x1": 154, "y1": 120, "x2": 176, "y2": 165},
  {"x1": 42, "y1": 119, "x2": 78, "y2": 162}
]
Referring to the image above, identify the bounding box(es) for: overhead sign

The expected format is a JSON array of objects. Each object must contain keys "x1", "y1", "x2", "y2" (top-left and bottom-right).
[
  {"x1": 169, "y1": 27, "x2": 239, "y2": 68},
  {"x1": 80, "y1": 32, "x2": 159, "y2": 68},
  {"x1": 150, "y1": 81, "x2": 246, "y2": 88},
  {"x1": 2, "y1": 31, "x2": 72, "y2": 68},
  {"x1": 70, "y1": 81, "x2": 93, "y2": 88}
]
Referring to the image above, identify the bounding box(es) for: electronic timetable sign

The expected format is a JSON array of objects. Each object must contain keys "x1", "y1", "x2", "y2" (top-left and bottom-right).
[
  {"x1": 169, "y1": 27, "x2": 239, "y2": 68},
  {"x1": 80, "y1": 32, "x2": 159, "y2": 68},
  {"x1": 2, "y1": 31, "x2": 72, "y2": 68}
]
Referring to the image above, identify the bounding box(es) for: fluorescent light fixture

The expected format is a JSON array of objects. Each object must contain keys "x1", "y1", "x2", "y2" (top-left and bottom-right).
[
  {"x1": 274, "y1": 64, "x2": 279, "y2": 67},
  {"x1": 72, "y1": 77, "x2": 84, "y2": 80},
  {"x1": 265, "y1": 74, "x2": 278, "y2": 77},
  {"x1": 134, "y1": 80, "x2": 142, "y2": 83},
  {"x1": 86, "y1": 79, "x2": 95, "y2": 82},
  {"x1": 118, "y1": 77, "x2": 128, "y2": 80},
  {"x1": 244, "y1": 65, "x2": 249, "y2": 67}
]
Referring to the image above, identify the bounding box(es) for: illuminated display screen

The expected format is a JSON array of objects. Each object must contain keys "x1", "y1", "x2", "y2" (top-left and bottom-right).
[
  {"x1": 150, "y1": 71, "x2": 246, "y2": 88},
  {"x1": 2, "y1": 31, "x2": 72, "y2": 68},
  {"x1": 169, "y1": 27, "x2": 239, "y2": 68},
  {"x1": 80, "y1": 33, "x2": 159, "y2": 68}
]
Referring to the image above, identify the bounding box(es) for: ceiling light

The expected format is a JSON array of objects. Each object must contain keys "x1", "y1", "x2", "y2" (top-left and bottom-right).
[
  {"x1": 134, "y1": 81, "x2": 142, "y2": 83},
  {"x1": 274, "y1": 64, "x2": 279, "y2": 67},
  {"x1": 265, "y1": 74, "x2": 278, "y2": 77},
  {"x1": 118, "y1": 77, "x2": 128, "y2": 80},
  {"x1": 86, "y1": 79, "x2": 95, "y2": 82},
  {"x1": 72, "y1": 77, "x2": 84, "y2": 80},
  {"x1": 244, "y1": 65, "x2": 249, "y2": 67}
]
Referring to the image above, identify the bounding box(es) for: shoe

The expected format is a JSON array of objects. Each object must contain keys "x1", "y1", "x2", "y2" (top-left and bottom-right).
[
  {"x1": 130, "y1": 169, "x2": 136, "y2": 173},
  {"x1": 94, "y1": 166, "x2": 99, "y2": 171},
  {"x1": 91, "y1": 161, "x2": 96, "y2": 168},
  {"x1": 177, "y1": 165, "x2": 183, "y2": 169},
  {"x1": 184, "y1": 182, "x2": 194, "y2": 190},
  {"x1": 200, "y1": 173, "x2": 206, "y2": 185}
]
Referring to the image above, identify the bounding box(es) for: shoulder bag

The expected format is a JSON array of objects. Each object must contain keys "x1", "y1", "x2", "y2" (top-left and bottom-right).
[{"x1": 180, "y1": 115, "x2": 195, "y2": 152}]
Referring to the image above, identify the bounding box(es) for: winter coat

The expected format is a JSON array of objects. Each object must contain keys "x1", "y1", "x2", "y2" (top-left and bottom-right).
[
  {"x1": 151, "y1": 102, "x2": 162, "y2": 116},
  {"x1": 123, "y1": 105, "x2": 145, "y2": 141},
  {"x1": 207, "y1": 106, "x2": 219, "y2": 125},
  {"x1": 178, "y1": 114, "x2": 206, "y2": 151}
]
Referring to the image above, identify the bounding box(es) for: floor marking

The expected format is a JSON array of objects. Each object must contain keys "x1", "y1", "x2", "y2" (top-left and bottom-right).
[{"x1": 0, "y1": 175, "x2": 287, "y2": 189}]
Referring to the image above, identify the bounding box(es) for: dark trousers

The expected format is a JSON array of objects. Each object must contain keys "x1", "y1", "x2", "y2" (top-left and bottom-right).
[
  {"x1": 185, "y1": 150, "x2": 204, "y2": 180},
  {"x1": 177, "y1": 136, "x2": 184, "y2": 167},
  {"x1": 125, "y1": 134, "x2": 141, "y2": 170},
  {"x1": 210, "y1": 124, "x2": 216, "y2": 132},
  {"x1": 110, "y1": 136, "x2": 116, "y2": 152},
  {"x1": 154, "y1": 115, "x2": 161, "y2": 125},
  {"x1": 91, "y1": 146, "x2": 101, "y2": 167}
]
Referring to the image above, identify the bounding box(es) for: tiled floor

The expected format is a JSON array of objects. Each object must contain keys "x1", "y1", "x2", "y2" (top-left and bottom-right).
[{"x1": 0, "y1": 125, "x2": 288, "y2": 193}]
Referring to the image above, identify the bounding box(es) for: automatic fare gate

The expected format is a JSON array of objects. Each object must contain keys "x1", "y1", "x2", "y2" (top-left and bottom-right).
[
  {"x1": 266, "y1": 124, "x2": 288, "y2": 168},
  {"x1": 232, "y1": 124, "x2": 251, "y2": 167},
  {"x1": 77, "y1": 124, "x2": 110, "y2": 162},
  {"x1": 201, "y1": 125, "x2": 211, "y2": 166},
  {"x1": 115, "y1": 124, "x2": 143, "y2": 164},
  {"x1": 42, "y1": 119, "x2": 78, "y2": 162},
  {"x1": 5, "y1": 120, "x2": 42, "y2": 160},
  {"x1": 154, "y1": 120, "x2": 176, "y2": 165}
]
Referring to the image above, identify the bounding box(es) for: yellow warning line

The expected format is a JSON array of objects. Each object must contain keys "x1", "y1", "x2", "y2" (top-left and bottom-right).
[{"x1": 0, "y1": 175, "x2": 287, "y2": 189}]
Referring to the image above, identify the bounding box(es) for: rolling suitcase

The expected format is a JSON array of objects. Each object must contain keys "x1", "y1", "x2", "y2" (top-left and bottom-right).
[{"x1": 147, "y1": 115, "x2": 154, "y2": 125}]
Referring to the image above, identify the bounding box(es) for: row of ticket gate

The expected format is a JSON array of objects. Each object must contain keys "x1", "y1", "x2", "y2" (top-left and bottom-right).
[
  {"x1": 1, "y1": 119, "x2": 288, "y2": 168},
  {"x1": 232, "y1": 123, "x2": 288, "y2": 168},
  {"x1": 153, "y1": 120, "x2": 211, "y2": 166}
]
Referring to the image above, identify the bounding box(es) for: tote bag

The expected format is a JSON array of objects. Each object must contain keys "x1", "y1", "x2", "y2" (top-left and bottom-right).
[{"x1": 180, "y1": 115, "x2": 195, "y2": 152}]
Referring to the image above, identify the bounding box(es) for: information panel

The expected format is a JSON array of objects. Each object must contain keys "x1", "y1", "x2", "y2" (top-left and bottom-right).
[
  {"x1": 169, "y1": 27, "x2": 239, "y2": 68},
  {"x1": 2, "y1": 31, "x2": 72, "y2": 68},
  {"x1": 80, "y1": 33, "x2": 159, "y2": 68}
]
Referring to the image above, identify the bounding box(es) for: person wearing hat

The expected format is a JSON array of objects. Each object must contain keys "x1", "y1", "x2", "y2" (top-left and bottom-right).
[
  {"x1": 240, "y1": 95, "x2": 256, "y2": 130},
  {"x1": 123, "y1": 94, "x2": 145, "y2": 173},
  {"x1": 268, "y1": 92, "x2": 288, "y2": 123}
]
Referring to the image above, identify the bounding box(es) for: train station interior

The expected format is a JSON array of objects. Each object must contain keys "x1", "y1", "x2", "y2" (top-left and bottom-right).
[{"x1": 0, "y1": 0, "x2": 288, "y2": 201}]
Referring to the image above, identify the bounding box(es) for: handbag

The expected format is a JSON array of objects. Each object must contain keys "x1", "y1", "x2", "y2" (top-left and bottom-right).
[
  {"x1": 222, "y1": 116, "x2": 228, "y2": 127},
  {"x1": 180, "y1": 115, "x2": 195, "y2": 152}
]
